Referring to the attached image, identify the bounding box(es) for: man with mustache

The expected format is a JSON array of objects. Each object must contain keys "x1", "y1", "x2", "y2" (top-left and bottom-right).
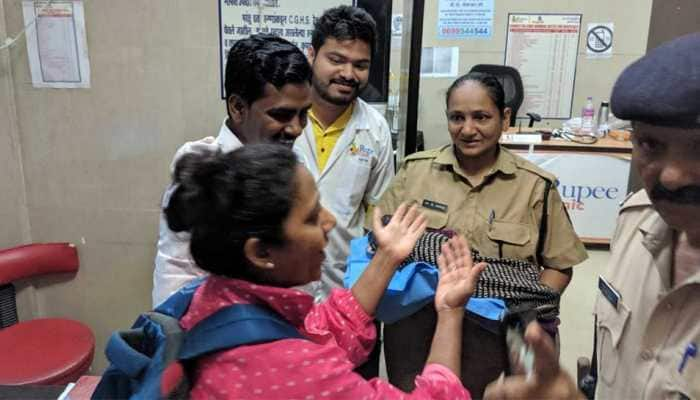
[
  {"x1": 484, "y1": 32, "x2": 700, "y2": 400},
  {"x1": 152, "y1": 34, "x2": 312, "y2": 306},
  {"x1": 590, "y1": 32, "x2": 700, "y2": 400},
  {"x1": 293, "y1": 5, "x2": 395, "y2": 378}
]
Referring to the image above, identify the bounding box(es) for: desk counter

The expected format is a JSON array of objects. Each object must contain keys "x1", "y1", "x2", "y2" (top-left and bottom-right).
[{"x1": 502, "y1": 129, "x2": 632, "y2": 154}]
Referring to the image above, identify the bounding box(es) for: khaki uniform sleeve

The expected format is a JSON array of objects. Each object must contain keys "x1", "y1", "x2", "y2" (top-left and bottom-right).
[
  {"x1": 363, "y1": 162, "x2": 408, "y2": 230},
  {"x1": 539, "y1": 186, "x2": 588, "y2": 269}
]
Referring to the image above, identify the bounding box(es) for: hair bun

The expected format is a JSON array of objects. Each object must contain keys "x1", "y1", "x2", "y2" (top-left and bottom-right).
[{"x1": 165, "y1": 149, "x2": 228, "y2": 232}]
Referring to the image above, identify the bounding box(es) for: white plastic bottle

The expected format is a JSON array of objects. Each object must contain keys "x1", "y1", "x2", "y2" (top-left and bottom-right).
[{"x1": 580, "y1": 96, "x2": 595, "y2": 135}]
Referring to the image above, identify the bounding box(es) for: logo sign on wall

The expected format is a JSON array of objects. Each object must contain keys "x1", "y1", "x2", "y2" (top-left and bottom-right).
[
  {"x1": 586, "y1": 23, "x2": 614, "y2": 59},
  {"x1": 521, "y1": 152, "x2": 630, "y2": 241}
]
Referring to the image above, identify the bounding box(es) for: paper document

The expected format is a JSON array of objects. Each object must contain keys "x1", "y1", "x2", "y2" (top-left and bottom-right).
[
  {"x1": 501, "y1": 134, "x2": 542, "y2": 144},
  {"x1": 218, "y1": 0, "x2": 351, "y2": 98},
  {"x1": 22, "y1": 1, "x2": 90, "y2": 88},
  {"x1": 505, "y1": 14, "x2": 581, "y2": 119}
]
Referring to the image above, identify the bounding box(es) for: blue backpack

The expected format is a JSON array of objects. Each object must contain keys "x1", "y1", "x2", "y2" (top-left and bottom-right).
[{"x1": 92, "y1": 278, "x2": 304, "y2": 399}]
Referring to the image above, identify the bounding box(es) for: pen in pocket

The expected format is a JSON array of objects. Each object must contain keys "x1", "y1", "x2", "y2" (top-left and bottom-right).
[
  {"x1": 678, "y1": 342, "x2": 697, "y2": 373},
  {"x1": 488, "y1": 210, "x2": 503, "y2": 258}
]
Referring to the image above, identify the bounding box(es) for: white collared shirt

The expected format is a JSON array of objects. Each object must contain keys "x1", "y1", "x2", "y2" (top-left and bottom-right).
[
  {"x1": 294, "y1": 98, "x2": 395, "y2": 301},
  {"x1": 595, "y1": 190, "x2": 700, "y2": 399},
  {"x1": 151, "y1": 119, "x2": 242, "y2": 307}
]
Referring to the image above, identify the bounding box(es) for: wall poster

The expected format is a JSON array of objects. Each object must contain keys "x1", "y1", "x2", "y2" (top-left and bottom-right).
[
  {"x1": 437, "y1": 0, "x2": 494, "y2": 39},
  {"x1": 22, "y1": 0, "x2": 91, "y2": 89},
  {"x1": 586, "y1": 23, "x2": 614, "y2": 59},
  {"x1": 218, "y1": 0, "x2": 353, "y2": 99},
  {"x1": 504, "y1": 14, "x2": 582, "y2": 119}
]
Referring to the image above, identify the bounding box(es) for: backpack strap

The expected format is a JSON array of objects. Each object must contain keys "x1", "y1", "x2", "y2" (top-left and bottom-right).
[
  {"x1": 103, "y1": 329, "x2": 152, "y2": 378},
  {"x1": 178, "y1": 303, "x2": 305, "y2": 360},
  {"x1": 103, "y1": 311, "x2": 185, "y2": 379},
  {"x1": 155, "y1": 277, "x2": 208, "y2": 319}
]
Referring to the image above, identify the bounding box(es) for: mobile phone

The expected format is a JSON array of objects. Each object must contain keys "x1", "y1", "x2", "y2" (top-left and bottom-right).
[
  {"x1": 502, "y1": 307, "x2": 538, "y2": 378},
  {"x1": 506, "y1": 325, "x2": 534, "y2": 378}
]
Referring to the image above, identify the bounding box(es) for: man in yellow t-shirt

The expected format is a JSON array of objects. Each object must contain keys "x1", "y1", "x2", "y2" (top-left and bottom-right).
[
  {"x1": 293, "y1": 6, "x2": 395, "y2": 379},
  {"x1": 310, "y1": 103, "x2": 354, "y2": 172},
  {"x1": 294, "y1": 5, "x2": 394, "y2": 303}
]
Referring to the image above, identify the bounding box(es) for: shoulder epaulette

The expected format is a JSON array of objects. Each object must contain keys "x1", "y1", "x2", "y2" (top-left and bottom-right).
[
  {"x1": 508, "y1": 151, "x2": 557, "y2": 183},
  {"x1": 403, "y1": 148, "x2": 441, "y2": 162},
  {"x1": 619, "y1": 190, "x2": 651, "y2": 212}
]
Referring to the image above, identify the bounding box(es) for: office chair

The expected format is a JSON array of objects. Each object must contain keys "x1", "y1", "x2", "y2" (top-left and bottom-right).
[
  {"x1": 0, "y1": 243, "x2": 95, "y2": 385},
  {"x1": 468, "y1": 64, "x2": 540, "y2": 128}
]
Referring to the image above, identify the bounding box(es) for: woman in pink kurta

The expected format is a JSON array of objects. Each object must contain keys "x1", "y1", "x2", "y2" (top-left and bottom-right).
[
  {"x1": 182, "y1": 278, "x2": 466, "y2": 399},
  {"x1": 163, "y1": 145, "x2": 486, "y2": 399}
]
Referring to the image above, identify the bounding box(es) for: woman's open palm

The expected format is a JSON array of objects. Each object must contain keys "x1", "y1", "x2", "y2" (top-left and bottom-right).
[
  {"x1": 434, "y1": 236, "x2": 487, "y2": 312},
  {"x1": 371, "y1": 203, "x2": 427, "y2": 264}
]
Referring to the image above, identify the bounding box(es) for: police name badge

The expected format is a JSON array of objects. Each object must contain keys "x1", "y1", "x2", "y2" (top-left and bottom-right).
[
  {"x1": 422, "y1": 199, "x2": 448, "y2": 213},
  {"x1": 598, "y1": 275, "x2": 621, "y2": 309}
]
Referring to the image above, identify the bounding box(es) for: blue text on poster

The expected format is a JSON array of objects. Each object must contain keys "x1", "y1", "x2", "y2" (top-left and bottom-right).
[{"x1": 437, "y1": 0, "x2": 494, "y2": 39}]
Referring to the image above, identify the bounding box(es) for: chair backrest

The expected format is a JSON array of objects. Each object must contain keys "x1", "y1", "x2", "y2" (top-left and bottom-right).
[
  {"x1": 468, "y1": 64, "x2": 524, "y2": 127},
  {"x1": 0, "y1": 243, "x2": 79, "y2": 328},
  {"x1": 0, "y1": 243, "x2": 79, "y2": 285}
]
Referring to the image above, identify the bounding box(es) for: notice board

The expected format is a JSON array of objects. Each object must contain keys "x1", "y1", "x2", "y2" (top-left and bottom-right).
[
  {"x1": 218, "y1": 0, "x2": 352, "y2": 98},
  {"x1": 504, "y1": 14, "x2": 582, "y2": 119},
  {"x1": 218, "y1": 0, "x2": 390, "y2": 102}
]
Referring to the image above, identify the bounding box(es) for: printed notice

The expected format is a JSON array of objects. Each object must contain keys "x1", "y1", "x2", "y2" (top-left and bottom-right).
[
  {"x1": 505, "y1": 14, "x2": 581, "y2": 119},
  {"x1": 22, "y1": 1, "x2": 90, "y2": 88},
  {"x1": 586, "y1": 23, "x2": 614, "y2": 59},
  {"x1": 219, "y1": 0, "x2": 351, "y2": 98},
  {"x1": 437, "y1": 0, "x2": 494, "y2": 39}
]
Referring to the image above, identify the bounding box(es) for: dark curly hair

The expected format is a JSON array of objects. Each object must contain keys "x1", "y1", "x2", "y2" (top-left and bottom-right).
[
  {"x1": 225, "y1": 34, "x2": 311, "y2": 106},
  {"x1": 312, "y1": 5, "x2": 377, "y2": 55},
  {"x1": 165, "y1": 144, "x2": 299, "y2": 278}
]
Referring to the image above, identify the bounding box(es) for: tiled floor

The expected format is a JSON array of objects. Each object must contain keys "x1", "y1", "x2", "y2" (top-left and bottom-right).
[
  {"x1": 377, "y1": 248, "x2": 610, "y2": 381},
  {"x1": 559, "y1": 248, "x2": 609, "y2": 377}
]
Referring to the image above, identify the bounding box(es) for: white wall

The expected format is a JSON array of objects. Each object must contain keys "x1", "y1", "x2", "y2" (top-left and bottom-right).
[{"x1": 2, "y1": 0, "x2": 227, "y2": 371}]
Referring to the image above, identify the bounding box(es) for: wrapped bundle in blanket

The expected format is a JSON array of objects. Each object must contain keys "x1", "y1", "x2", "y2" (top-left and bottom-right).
[{"x1": 344, "y1": 221, "x2": 559, "y2": 323}]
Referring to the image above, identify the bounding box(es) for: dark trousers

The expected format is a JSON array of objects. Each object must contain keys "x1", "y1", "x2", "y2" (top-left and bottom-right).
[
  {"x1": 383, "y1": 304, "x2": 509, "y2": 399},
  {"x1": 354, "y1": 320, "x2": 382, "y2": 379}
]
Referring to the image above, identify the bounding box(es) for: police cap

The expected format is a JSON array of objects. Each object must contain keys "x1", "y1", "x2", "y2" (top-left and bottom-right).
[{"x1": 611, "y1": 32, "x2": 700, "y2": 128}]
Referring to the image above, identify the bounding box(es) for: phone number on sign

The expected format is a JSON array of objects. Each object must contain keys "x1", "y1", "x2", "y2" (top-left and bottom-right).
[{"x1": 441, "y1": 26, "x2": 490, "y2": 35}]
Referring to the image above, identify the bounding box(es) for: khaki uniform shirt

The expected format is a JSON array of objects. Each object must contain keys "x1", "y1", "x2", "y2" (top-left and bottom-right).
[
  {"x1": 595, "y1": 190, "x2": 700, "y2": 399},
  {"x1": 374, "y1": 145, "x2": 587, "y2": 269}
]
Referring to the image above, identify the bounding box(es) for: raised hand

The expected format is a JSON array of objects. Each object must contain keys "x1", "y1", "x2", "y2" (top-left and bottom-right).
[
  {"x1": 371, "y1": 203, "x2": 427, "y2": 265},
  {"x1": 434, "y1": 236, "x2": 486, "y2": 312},
  {"x1": 351, "y1": 203, "x2": 427, "y2": 316},
  {"x1": 484, "y1": 322, "x2": 584, "y2": 400}
]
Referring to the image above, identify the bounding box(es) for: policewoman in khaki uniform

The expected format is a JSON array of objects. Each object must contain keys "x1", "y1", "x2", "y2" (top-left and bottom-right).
[{"x1": 374, "y1": 72, "x2": 587, "y2": 396}]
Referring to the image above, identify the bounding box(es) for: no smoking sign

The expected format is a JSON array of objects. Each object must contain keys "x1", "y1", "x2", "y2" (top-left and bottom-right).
[{"x1": 587, "y1": 23, "x2": 614, "y2": 58}]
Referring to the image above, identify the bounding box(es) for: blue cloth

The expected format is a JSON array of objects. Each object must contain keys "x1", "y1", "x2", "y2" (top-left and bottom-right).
[{"x1": 344, "y1": 236, "x2": 505, "y2": 323}]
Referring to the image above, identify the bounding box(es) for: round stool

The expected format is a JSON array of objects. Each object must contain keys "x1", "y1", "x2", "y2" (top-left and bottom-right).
[{"x1": 0, "y1": 318, "x2": 95, "y2": 385}]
